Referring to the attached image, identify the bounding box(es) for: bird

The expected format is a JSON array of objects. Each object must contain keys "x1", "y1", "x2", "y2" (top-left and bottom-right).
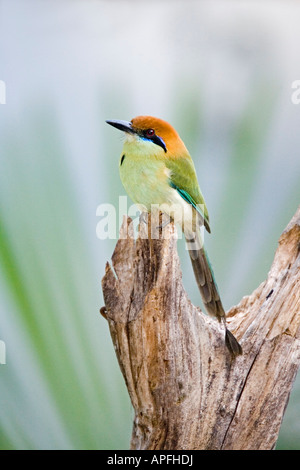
[{"x1": 106, "y1": 115, "x2": 242, "y2": 358}]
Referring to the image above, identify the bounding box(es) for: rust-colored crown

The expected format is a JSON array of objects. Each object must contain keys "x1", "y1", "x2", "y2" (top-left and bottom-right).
[{"x1": 131, "y1": 116, "x2": 188, "y2": 156}]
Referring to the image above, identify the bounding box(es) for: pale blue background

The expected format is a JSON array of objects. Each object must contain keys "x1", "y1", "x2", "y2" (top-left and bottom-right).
[{"x1": 0, "y1": 0, "x2": 299, "y2": 449}]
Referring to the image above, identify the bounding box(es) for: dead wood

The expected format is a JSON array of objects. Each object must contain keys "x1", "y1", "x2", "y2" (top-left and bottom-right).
[{"x1": 101, "y1": 207, "x2": 300, "y2": 450}]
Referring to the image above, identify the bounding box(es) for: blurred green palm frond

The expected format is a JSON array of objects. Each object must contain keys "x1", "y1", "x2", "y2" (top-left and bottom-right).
[
  {"x1": 0, "y1": 113, "x2": 131, "y2": 449},
  {"x1": 0, "y1": 84, "x2": 299, "y2": 450}
]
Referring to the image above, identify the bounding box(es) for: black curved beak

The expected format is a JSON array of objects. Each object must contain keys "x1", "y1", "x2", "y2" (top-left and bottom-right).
[{"x1": 106, "y1": 119, "x2": 135, "y2": 134}]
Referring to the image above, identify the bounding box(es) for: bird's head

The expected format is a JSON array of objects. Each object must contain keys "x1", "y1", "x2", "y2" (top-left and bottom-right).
[{"x1": 106, "y1": 115, "x2": 189, "y2": 158}]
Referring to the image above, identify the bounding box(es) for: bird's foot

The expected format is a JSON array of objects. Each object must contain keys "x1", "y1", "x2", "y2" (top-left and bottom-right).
[
  {"x1": 156, "y1": 218, "x2": 172, "y2": 229},
  {"x1": 139, "y1": 212, "x2": 149, "y2": 225}
]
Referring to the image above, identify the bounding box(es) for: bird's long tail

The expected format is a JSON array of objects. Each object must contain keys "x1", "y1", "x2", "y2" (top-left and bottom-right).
[{"x1": 185, "y1": 230, "x2": 242, "y2": 358}]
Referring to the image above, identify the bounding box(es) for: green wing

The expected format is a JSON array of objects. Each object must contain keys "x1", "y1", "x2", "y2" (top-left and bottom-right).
[{"x1": 166, "y1": 156, "x2": 211, "y2": 233}]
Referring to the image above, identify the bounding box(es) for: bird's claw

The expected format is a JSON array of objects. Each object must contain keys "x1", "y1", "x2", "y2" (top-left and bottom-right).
[
  {"x1": 156, "y1": 217, "x2": 172, "y2": 229},
  {"x1": 140, "y1": 212, "x2": 148, "y2": 225}
]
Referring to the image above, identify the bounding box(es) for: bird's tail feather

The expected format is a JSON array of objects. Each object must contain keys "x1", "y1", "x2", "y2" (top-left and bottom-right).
[{"x1": 185, "y1": 230, "x2": 242, "y2": 358}]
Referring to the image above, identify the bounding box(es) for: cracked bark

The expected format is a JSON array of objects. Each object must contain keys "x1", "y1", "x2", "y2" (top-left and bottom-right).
[{"x1": 101, "y1": 208, "x2": 300, "y2": 450}]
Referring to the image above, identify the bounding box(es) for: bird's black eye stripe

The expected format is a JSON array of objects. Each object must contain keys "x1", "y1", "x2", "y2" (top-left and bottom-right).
[
  {"x1": 120, "y1": 154, "x2": 125, "y2": 166},
  {"x1": 153, "y1": 135, "x2": 167, "y2": 153},
  {"x1": 140, "y1": 129, "x2": 167, "y2": 153}
]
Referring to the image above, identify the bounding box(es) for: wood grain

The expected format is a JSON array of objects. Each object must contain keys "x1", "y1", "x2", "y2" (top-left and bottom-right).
[{"x1": 101, "y1": 208, "x2": 300, "y2": 450}]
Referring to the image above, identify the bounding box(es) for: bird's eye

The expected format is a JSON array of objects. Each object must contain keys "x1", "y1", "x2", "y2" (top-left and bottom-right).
[{"x1": 145, "y1": 128, "x2": 155, "y2": 138}]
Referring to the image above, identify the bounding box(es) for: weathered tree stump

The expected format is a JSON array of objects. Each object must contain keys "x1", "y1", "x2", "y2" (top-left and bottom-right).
[{"x1": 101, "y1": 207, "x2": 300, "y2": 450}]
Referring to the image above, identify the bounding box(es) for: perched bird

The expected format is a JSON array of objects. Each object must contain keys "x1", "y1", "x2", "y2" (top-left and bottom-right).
[{"x1": 106, "y1": 115, "x2": 242, "y2": 358}]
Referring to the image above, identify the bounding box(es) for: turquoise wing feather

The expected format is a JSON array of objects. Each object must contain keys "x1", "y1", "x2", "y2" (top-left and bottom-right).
[{"x1": 166, "y1": 157, "x2": 211, "y2": 232}]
